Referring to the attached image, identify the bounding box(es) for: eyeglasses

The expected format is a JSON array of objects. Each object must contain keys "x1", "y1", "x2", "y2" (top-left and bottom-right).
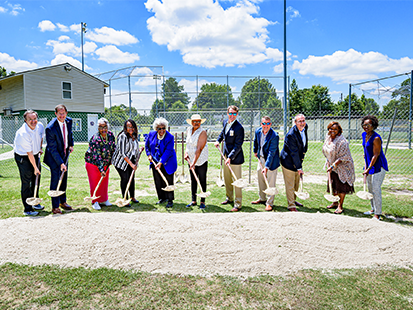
[
  {"x1": 362, "y1": 124, "x2": 372, "y2": 128},
  {"x1": 157, "y1": 127, "x2": 166, "y2": 131},
  {"x1": 296, "y1": 120, "x2": 306, "y2": 124},
  {"x1": 98, "y1": 126, "x2": 108, "y2": 129},
  {"x1": 228, "y1": 113, "x2": 237, "y2": 116},
  {"x1": 192, "y1": 120, "x2": 201, "y2": 124},
  {"x1": 261, "y1": 122, "x2": 271, "y2": 126}
]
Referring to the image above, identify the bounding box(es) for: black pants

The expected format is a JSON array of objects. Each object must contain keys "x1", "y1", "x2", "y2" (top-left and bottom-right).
[
  {"x1": 189, "y1": 161, "x2": 208, "y2": 203},
  {"x1": 115, "y1": 165, "x2": 135, "y2": 199},
  {"x1": 50, "y1": 160, "x2": 69, "y2": 209},
  {"x1": 152, "y1": 165, "x2": 174, "y2": 202},
  {"x1": 15, "y1": 153, "x2": 41, "y2": 212}
]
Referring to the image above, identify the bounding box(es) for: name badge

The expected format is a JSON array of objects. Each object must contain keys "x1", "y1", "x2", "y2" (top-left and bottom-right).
[{"x1": 230, "y1": 130, "x2": 234, "y2": 136}]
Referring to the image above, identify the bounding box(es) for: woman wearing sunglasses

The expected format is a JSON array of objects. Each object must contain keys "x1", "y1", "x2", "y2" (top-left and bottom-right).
[
  {"x1": 361, "y1": 115, "x2": 388, "y2": 220},
  {"x1": 112, "y1": 119, "x2": 141, "y2": 207},
  {"x1": 145, "y1": 117, "x2": 177, "y2": 208}
]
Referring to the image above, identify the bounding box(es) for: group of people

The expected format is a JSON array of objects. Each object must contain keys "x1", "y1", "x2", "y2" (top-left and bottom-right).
[{"x1": 14, "y1": 104, "x2": 388, "y2": 220}]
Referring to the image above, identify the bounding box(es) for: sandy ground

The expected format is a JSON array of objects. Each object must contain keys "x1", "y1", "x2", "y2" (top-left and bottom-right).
[{"x1": 1, "y1": 211, "x2": 413, "y2": 277}]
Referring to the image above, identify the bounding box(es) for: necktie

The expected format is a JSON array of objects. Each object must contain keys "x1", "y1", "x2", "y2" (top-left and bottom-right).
[{"x1": 63, "y1": 123, "x2": 67, "y2": 155}]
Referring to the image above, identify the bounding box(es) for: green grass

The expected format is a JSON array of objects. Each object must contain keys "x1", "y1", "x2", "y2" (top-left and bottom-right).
[
  {"x1": 0, "y1": 144, "x2": 13, "y2": 155},
  {"x1": 1, "y1": 263, "x2": 413, "y2": 309}
]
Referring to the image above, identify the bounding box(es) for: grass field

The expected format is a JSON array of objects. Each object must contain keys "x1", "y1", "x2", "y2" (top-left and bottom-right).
[{"x1": 1, "y1": 140, "x2": 413, "y2": 309}]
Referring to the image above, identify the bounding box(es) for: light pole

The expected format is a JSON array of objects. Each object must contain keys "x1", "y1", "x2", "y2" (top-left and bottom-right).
[
  {"x1": 153, "y1": 75, "x2": 161, "y2": 117},
  {"x1": 81, "y1": 22, "x2": 87, "y2": 71}
]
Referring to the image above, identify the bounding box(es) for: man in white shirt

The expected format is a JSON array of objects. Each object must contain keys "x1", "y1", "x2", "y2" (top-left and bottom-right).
[
  {"x1": 44, "y1": 104, "x2": 74, "y2": 214},
  {"x1": 14, "y1": 110, "x2": 44, "y2": 216}
]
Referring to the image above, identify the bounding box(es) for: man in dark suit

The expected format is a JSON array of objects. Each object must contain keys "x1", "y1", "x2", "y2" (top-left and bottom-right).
[
  {"x1": 214, "y1": 105, "x2": 244, "y2": 212},
  {"x1": 252, "y1": 116, "x2": 280, "y2": 211},
  {"x1": 280, "y1": 114, "x2": 308, "y2": 212},
  {"x1": 44, "y1": 104, "x2": 74, "y2": 214}
]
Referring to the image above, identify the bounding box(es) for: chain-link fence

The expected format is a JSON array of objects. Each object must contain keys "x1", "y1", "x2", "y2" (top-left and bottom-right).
[{"x1": 1, "y1": 109, "x2": 412, "y2": 190}]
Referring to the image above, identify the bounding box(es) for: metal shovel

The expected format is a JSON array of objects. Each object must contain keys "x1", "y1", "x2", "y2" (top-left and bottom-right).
[
  {"x1": 84, "y1": 169, "x2": 106, "y2": 202},
  {"x1": 294, "y1": 175, "x2": 310, "y2": 200},
  {"x1": 48, "y1": 153, "x2": 70, "y2": 197},
  {"x1": 115, "y1": 147, "x2": 144, "y2": 207},
  {"x1": 216, "y1": 144, "x2": 248, "y2": 188},
  {"x1": 179, "y1": 132, "x2": 189, "y2": 184},
  {"x1": 215, "y1": 143, "x2": 225, "y2": 187},
  {"x1": 185, "y1": 158, "x2": 211, "y2": 198},
  {"x1": 257, "y1": 159, "x2": 278, "y2": 196},
  {"x1": 324, "y1": 170, "x2": 340, "y2": 202},
  {"x1": 356, "y1": 173, "x2": 373, "y2": 200},
  {"x1": 26, "y1": 156, "x2": 43, "y2": 206},
  {"x1": 151, "y1": 159, "x2": 176, "y2": 192}
]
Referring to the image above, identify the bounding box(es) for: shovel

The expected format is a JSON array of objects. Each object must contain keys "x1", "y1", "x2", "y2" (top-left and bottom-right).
[
  {"x1": 324, "y1": 170, "x2": 340, "y2": 202},
  {"x1": 26, "y1": 156, "x2": 43, "y2": 206},
  {"x1": 294, "y1": 175, "x2": 310, "y2": 200},
  {"x1": 257, "y1": 158, "x2": 278, "y2": 196},
  {"x1": 151, "y1": 158, "x2": 176, "y2": 192},
  {"x1": 48, "y1": 153, "x2": 70, "y2": 197},
  {"x1": 356, "y1": 173, "x2": 373, "y2": 200},
  {"x1": 216, "y1": 144, "x2": 248, "y2": 188},
  {"x1": 185, "y1": 158, "x2": 211, "y2": 198},
  {"x1": 84, "y1": 167, "x2": 107, "y2": 202},
  {"x1": 115, "y1": 146, "x2": 144, "y2": 207},
  {"x1": 215, "y1": 143, "x2": 225, "y2": 187},
  {"x1": 179, "y1": 132, "x2": 189, "y2": 183}
]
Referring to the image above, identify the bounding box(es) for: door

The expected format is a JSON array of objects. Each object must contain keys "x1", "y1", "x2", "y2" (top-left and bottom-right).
[{"x1": 87, "y1": 114, "x2": 99, "y2": 142}]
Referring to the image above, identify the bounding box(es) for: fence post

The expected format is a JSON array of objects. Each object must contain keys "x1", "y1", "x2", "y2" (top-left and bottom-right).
[
  {"x1": 249, "y1": 109, "x2": 253, "y2": 184},
  {"x1": 128, "y1": 76, "x2": 132, "y2": 119},
  {"x1": 409, "y1": 70, "x2": 412, "y2": 149}
]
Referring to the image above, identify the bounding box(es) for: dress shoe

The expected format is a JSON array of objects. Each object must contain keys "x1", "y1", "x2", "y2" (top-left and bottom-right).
[
  {"x1": 33, "y1": 204, "x2": 44, "y2": 211},
  {"x1": 52, "y1": 208, "x2": 62, "y2": 214},
  {"x1": 156, "y1": 199, "x2": 167, "y2": 204},
  {"x1": 221, "y1": 199, "x2": 233, "y2": 205},
  {"x1": 186, "y1": 202, "x2": 197, "y2": 208},
  {"x1": 131, "y1": 198, "x2": 139, "y2": 203},
  {"x1": 199, "y1": 202, "x2": 206, "y2": 209},
  {"x1": 166, "y1": 200, "x2": 173, "y2": 208},
  {"x1": 231, "y1": 207, "x2": 240, "y2": 212},
  {"x1": 265, "y1": 205, "x2": 273, "y2": 211},
  {"x1": 251, "y1": 199, "x2": 266, "y2": 205},
  {"x1": 294, "y1": 201, "x2": 303, "y2": 207},
  {"x1": 288, "y1": 207, "x2": 298, "y2": 212},
  {"x1": 59, "y1": 202, "x2": 73, "y2": 211}
]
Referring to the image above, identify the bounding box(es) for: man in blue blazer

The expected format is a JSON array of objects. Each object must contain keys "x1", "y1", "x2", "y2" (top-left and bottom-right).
[
  {"x1": 44, "y1": 104, "x2": 74, "y2": 214},
  {"x1": 280, "y1": 114, "x2": 308, "y2": 211},
  {"x1": 214, "y1": 105, "x2": 244, "y2": 211},
  {"x1": 252, "y1": 116, "x2": 280, "y2": 211}
]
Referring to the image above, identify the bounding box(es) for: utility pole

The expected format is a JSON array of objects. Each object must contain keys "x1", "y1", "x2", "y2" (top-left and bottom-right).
[{"x1": 81, "y1": 22, "x2": 87, "y2": 71}]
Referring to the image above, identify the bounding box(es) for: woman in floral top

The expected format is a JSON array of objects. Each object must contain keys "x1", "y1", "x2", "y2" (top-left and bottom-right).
[
  {"x1": 322, "y1": 121, "x2": 355, "y2": 214},
  {"x1": 85, "y1": 118, "x2": 116, "y2": 210}
]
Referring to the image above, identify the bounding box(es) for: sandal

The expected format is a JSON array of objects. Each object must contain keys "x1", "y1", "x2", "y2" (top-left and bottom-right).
[
  {"x1": 334, "y1": 208, "x2": 344, "y2": 214},
  {"x1": 327, "y1": 203, "x2": 338, "y2": 209}
]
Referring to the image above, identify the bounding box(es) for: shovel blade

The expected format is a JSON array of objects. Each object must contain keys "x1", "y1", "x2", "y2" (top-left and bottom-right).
[
  {"x1": 115, "y1": 198, "x2": 131, "y2": 207},
  {"x1": 324, "y1": 194, "x2": 340, "y2": 202},
  {"x1": 295, "y1": 191, "x2": 310, "y2": 200},
  {"x1": 356, "y1": 191, "x2": 373, "y2": 200},
  {"x1": 263, "y1": 187, "x2": 278, "y2": 196},
  {"x1": 197, "y1": 191, "x2": 211, "y2": 198},
  {"x1": 179, "y1": 174, "x2": 189, "y2": 184},
  {"x1": 162, "y1": 186, "x2": 176, "y2": 192},
  {"x1": 215, "y1": 178, "x2": 225, "y2": 187},
  {"x1": 26, "y1": 197, "x2": 42, "y2": 206},
  {"x1": 48, "y1": 190, "x2": 65, "y2": 197},
  {"x1": 232, "y1": 179, "x2": 248, "y2": 188}
]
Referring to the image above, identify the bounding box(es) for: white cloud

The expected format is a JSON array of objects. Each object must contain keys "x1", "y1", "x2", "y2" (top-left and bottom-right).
[
  {"x1": 0, "y1": 6, "x2": 6, "y2": 13},
  {"x1": 38, "y1": 20, "x2": 56, "y2": 32},
  {"x1": 46, "y1": 40, "x2": 80, "y2": 56},
  {"x1": 287, "y1": 6, "x2": 300, "y2": 21},
  {"x1": 57, "y1": 23, "x2": 69, "y2": 32},
  {"x1": 84, "y1": 42, "x2": 98, "y2": 54},
  {"x1": 69, "y1": 23, "x2": 80, "y2": 32},
  {"x1": 58, "y1": 35, "x2": 71, "y2": 41},
  {"x1": 273, "y1": 63, "x2": 283, "y2": 74},
  {"x1": 95, "y1": 45, "x2": 140, "y2": 64},
  {"x1": 86, "y1": 26, "x2": 138, "y2": 45},
  {"x1": 8, "y1": 3, "x2": 24, "y2": 16},
  {"x1": 145, "y1": 0, "x2": 279, "y2": 68},
  {"x1": 50, "y1": 54, "x2": 90, "y2": 71},
  {"x1": 292, "y1": 49, "x2": 413, "y2": 83},
  {"x1": 0, "y1": 52, "x2": 38, "y2": 72}
]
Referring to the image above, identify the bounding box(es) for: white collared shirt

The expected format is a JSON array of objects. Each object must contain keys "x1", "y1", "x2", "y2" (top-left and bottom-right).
[
  {"x1": 14, "y1": 122, "x2": 44, "y2": 156},
  {"x1": 300, "y1": 128, "x2": 306, "y2": 146},
  {"x1": 58, "y1": 120, "x2": 68, "y2": 150},
  {"x1": 225, "y1": 119, "x2": 235, "y2": 134}
]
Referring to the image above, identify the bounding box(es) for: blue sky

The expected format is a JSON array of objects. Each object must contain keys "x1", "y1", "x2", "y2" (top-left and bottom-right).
[{"x1": 1, "y1": 0, "x2": 412, "y2": 110}]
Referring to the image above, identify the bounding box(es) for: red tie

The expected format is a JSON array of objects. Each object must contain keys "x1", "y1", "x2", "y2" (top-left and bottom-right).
[{"x1": 63, "y1": 123, "x2": 67, "y2": 155}]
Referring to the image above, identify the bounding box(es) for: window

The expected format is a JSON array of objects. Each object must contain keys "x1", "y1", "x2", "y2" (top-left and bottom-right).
[
  {"x1": 73, "y1": 118, "x2": 82, "y2": 131},
  {"x1": 62, "y1": 82, "x2": 72, "y2": 99}
]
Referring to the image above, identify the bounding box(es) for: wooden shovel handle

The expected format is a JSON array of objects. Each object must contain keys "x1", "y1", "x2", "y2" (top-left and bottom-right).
[{"x1": 257, "y1": 158, "x2": 270, "y2": 188}]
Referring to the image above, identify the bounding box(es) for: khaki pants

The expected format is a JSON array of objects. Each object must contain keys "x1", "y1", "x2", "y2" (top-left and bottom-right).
[
  {"x1": 281, "y1": 165, "x2": 300, "y2": 209},
  {"x1": 223, "y1": 163, "x2": 242, "y2": 209},
  {"x1": 257, "y1": 158, "x2": 277, "y2": 206}
]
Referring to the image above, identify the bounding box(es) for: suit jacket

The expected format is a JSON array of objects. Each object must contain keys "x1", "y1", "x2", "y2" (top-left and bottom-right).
[
  {"x1": 44, "y1": 117, "x2": 73, "y2": 169},
  {"x1": 253, "y1": 127, "x2": 280, "y2": 171},
  {"x1": 280, "y1": 124, "x2": 308, "y2": 171},
  {"x1": 216, "y1": 119, "x2": 244, "y2": 165},
  {"x1": 145, "y1": 130, "x2": 177, "y2": 175}
]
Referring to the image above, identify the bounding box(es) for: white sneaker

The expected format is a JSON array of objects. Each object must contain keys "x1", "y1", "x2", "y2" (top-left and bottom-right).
[
  {"x1": 24, "y1": 211, "x2": 39, "y2": 216},
  {"x1": 103, "y1": 200, "x2": 112, "y2": 206},
  {"x1": 364, "y1": 211, "x2": 374, "y2": 215},
  {"x1": 92, "y1": 202, "x2": 101, "y2": 210},
  {"x1": 372, "y1": 216, "x2": 381, "y2": 221}
]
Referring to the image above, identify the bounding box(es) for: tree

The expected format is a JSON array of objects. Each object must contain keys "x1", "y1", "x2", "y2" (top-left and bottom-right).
[
  {"x1": 335, "y1": 93, "x2": 365, "y2": 115},
  {"x1": 105, "y1": 104, "x2": 138, "y2": 127},
  {"x1": 239, "y1": 78, "x2": 281, "y2": 109},
  {"x1": 382, "y1": 77, "x2": 411, "y2": 117},
  {"x1": 150, "y1": 77, "x2": 190, "y2": 115},
  {"x1": 289, "y1": 79, "x2": 334, "y2": 113},
  {"x1": 194, "y1": 82, "x2": 235, "y2": 110},
  {"x1": 0, "y1": 66, "x2": 16, "y2": 77},
  {"x1": 360, "y1": 94, "x2": 379, "y2": 115}
]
